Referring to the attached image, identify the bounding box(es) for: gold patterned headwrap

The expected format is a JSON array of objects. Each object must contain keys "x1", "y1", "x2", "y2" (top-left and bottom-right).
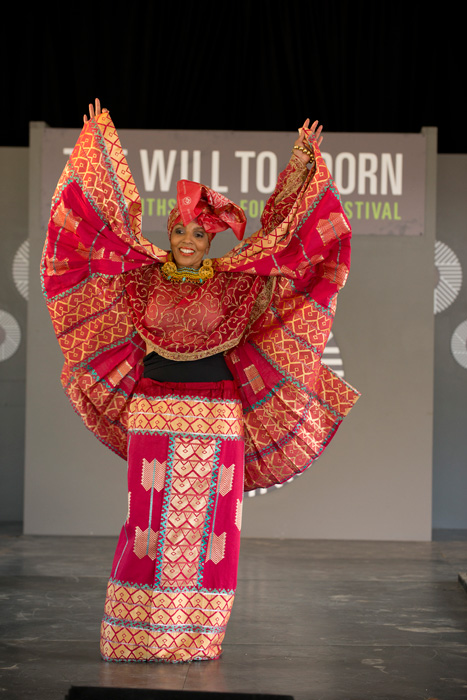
[{"x1": 168, "y1": 180, "x2": 247, "y2": 241}]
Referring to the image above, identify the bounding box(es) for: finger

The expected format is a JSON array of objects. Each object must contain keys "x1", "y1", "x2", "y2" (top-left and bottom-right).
[
  {"x1": 300, "y1": 119, "x2": 310, "y2": 134},
  {"x1": 89, "y1": 103, "x2": 95, "y2": 120},
  {"x1": 95, "y1": 97, "x2": 101, "y2": 115},
  {"x1": 83, "y1": 115, "x2": 88, "y2": 123}
]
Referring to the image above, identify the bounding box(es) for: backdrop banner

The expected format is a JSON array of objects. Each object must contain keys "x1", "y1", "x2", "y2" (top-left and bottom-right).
[{"x1": 41, "y1": 128, "x2": 426, "y2": 255}]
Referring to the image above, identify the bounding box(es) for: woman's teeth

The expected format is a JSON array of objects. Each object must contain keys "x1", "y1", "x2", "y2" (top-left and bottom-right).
[{"x1": 180, "y1": 248, "x2": 194, "y2": 254}]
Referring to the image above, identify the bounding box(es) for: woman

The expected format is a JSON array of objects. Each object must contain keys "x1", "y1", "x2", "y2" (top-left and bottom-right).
[{"x1": 42, "y1": 99, "x2": 359, "y2": 663}]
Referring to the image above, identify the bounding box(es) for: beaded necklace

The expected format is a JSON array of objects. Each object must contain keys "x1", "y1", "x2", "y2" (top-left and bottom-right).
[{"x1": 160, "y1": 253, "x2": 214, "y2": 285}]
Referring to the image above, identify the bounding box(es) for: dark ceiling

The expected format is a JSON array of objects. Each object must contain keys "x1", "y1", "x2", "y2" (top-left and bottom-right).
[{"x1": 2, "y1": 3, "x2": 462, "y2": 153}]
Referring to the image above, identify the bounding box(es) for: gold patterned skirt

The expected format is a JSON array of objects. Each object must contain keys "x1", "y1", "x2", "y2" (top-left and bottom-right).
[{"x1": 100, "y1": 378, "x2": 244, "y2": 662}]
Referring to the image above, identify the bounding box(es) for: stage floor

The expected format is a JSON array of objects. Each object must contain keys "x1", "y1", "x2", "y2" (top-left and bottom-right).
[{"x1": 0, "y1": 532, "x2": 466, "y2": 700}]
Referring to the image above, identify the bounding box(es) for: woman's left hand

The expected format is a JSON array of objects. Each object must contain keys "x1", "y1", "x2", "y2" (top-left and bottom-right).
[{"x1": 293, "y1": 119, "x2": 323, "y2": 165}]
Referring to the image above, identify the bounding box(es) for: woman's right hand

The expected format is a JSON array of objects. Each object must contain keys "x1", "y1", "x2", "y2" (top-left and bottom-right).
[
  {"x1": 83, "y1": 98, "x2": 108, "y2": 124},
  {"x1": 292, "y1": 119, "x2": 323, "y2": 166}
]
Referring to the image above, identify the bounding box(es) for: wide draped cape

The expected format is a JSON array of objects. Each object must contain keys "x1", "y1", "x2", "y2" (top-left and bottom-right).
[{"x1": 41, "y1": 112, "x2": 359, "y2": 491}]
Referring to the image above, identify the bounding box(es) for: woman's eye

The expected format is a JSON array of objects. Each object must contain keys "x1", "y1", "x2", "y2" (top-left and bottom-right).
[{"x1": 194, "y1": 231, "x2": 205, "y2": 238}]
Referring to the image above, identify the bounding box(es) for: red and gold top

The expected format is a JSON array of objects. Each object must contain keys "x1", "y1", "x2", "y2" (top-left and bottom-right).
[{"x1": 126, "y1": 265, "x2": 273, "y2": 361}]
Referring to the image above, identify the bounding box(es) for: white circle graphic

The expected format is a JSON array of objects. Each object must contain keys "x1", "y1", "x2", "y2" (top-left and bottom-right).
[
  {"x1": 0, "y1": 310, "x2": 21, "y2": 361},
  {"x1": 434, "y1": 240, "x2": 462, "y2": 314},
  {"x1": 12, "y1": 239, "x2": 29, "y2": 300},
  {"x1": 247, "y1": 330, "x2": 345, "y2": 497},
  {"x1": 322, "y1": 331, "x2": 345, "y2": 378},
  {"x1": 451, "y1": 320, "x2": 467, "y2": 369}
]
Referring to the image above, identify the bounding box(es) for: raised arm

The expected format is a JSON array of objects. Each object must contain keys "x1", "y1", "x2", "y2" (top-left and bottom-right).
[
  {"x1": 216, "y1": 116, "x2": 351, "y2": 286},
  {"x1": 292, "y1": 118, "x2": 323, "y2": 166},
  {"x1": 259, "y1": 118, "x2": 324, "y2": 236}
]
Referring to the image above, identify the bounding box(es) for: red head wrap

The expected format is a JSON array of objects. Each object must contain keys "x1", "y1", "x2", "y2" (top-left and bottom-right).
[{"x1": 168, "y1": 180, "x2": 246, "y2": 241}]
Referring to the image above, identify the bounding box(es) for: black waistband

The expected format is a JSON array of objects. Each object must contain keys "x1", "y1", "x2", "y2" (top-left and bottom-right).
[{"x1": 143, "y1": 350, "x2": 233, "y2": 383}]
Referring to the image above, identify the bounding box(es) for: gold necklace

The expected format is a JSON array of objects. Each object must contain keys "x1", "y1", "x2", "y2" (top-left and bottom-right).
[{"x1": 160, "y1": 253, "x2": 214, "y2": 284}]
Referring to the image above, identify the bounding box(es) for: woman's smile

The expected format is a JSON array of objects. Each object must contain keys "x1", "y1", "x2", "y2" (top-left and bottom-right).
[{"x1": 171, "y1": 220, "x2": 210, "y2": 269}]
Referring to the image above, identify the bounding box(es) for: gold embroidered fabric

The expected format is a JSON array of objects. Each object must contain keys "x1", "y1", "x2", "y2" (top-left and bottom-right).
[
  {"x1": 43, "y1": 111, "x2": 360, "y2": 488},
  {"x1": 125, "y1": 264, "x2": 274, "y2": 361}
]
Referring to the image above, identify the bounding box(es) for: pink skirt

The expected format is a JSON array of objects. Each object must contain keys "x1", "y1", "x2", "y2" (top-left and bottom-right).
[{"x1": 100, "y1": 378, "x2": 244, "y2": 662}]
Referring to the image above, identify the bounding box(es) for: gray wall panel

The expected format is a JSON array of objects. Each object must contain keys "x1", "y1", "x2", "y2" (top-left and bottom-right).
[
  {"x1": 0, "y1": 147, "x2": 28, "y2": 522},
  {"x1": 433, "y1": 155, "x2": 467, "y2": 528}
]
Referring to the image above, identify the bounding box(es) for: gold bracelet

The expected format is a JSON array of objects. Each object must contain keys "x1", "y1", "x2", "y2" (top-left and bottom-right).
[
  {"x1": 293, "y1": 145, "x2": 315, "y2": 159},
  {"x1": 293, "y1": 145, "x2": 313, "y2": 156},
  {"x1": 292, "y1": 145, "x2": 316, "y2": 167}
]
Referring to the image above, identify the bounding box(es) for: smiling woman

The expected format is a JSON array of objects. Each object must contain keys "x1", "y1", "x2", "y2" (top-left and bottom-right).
[
  {"x1": 42, "y1": 98, "x2": 359, "y2": 664},
  {"x1": 170, "y1": 221, "x2": 210, "y2": 268}
]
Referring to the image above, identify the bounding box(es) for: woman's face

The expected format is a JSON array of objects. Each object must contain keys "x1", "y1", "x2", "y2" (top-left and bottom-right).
[{"x1": 170, "y1": 220, "x2": 210, "y2": 269}]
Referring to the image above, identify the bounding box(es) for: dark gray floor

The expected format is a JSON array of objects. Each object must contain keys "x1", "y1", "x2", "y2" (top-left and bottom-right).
[{"x1": 1, "y1": 533, "x2": 466, "y2": 700}]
